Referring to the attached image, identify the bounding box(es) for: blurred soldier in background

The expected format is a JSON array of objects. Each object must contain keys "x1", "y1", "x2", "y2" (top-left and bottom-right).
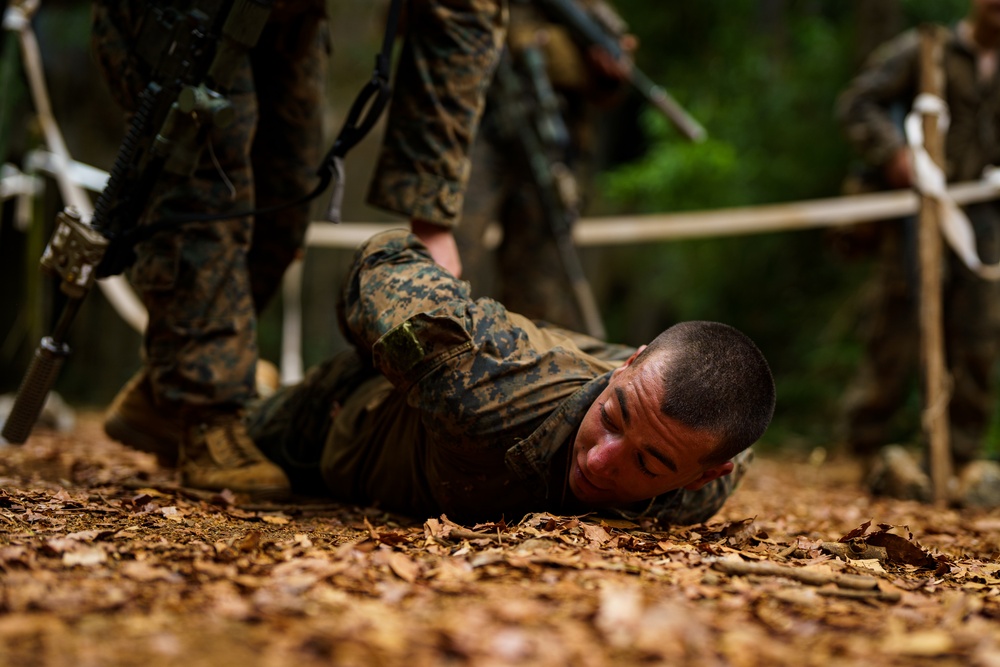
[
  {"x1": 455, "y1": 0, "x2": 634, "y2": 336},
  {"x1": 94, "y1": 0, "x2": 506, "y2": 498},
  {"x1": 836, "y1": 0, "x2": 1000, "y2": 507}
]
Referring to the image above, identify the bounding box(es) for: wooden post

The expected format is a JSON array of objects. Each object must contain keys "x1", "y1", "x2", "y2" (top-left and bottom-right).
[{"x1": 917, "y1": 26, "x2": 952, "y2": 506}]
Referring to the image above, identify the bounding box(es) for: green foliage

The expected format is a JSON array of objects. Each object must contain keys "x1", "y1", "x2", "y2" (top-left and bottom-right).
[
  {"x1": 900, "y1": 0, "x2": 969, "y2": 24},
  {"x1": 597, "y1": 2, "x2": 961, "y2": 446}
]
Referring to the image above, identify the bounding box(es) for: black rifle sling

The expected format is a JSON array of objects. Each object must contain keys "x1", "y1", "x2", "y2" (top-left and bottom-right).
[{"x1": 318, "y1": 0, "x2": 405, "y2": 222}]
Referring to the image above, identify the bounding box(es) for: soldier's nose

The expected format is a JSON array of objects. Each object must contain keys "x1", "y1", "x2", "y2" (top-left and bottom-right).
[{"x1": 586, "y1": 441, "x2": 621, "y2": 477}]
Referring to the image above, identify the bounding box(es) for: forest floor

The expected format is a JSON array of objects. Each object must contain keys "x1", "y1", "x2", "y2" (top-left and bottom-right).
[{"x1": 1, "y1": 413, "x2": 998, "y2": 667}]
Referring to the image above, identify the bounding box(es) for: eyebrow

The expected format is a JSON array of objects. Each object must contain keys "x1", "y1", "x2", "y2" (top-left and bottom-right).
[
  {"x1": 643, "y1": 444, "x2": 678, "y2": 472},
  {"x1": 615, "y1": 387, "x2": 630, "y2": 424},
  {"x1": 613, "y1": 386, "x2": 679, "y2": 472}
]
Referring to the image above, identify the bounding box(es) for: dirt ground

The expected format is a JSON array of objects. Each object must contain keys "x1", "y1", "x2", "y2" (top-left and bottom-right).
[{"x1": 1, "y1": 414, "x2": 998, "y2": 667}]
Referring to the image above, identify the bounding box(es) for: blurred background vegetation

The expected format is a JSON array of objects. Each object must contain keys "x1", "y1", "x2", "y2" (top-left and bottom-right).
[{"x1": 1, "y1": 0, "x2": 985, "y2": 454}]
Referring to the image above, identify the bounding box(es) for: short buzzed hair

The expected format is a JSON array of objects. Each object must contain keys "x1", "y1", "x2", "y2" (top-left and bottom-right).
[{"x1": 635, "y1": 321, "x2": 775, "y2": 466}]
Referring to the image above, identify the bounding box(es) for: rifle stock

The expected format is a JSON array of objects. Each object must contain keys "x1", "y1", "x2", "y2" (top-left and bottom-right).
[
  {"x1": 534, "y1": 0, "x2": 707, "y2": 142},
  {"x1": 2, "y1": 0, "x2": 273, "y2": 444}
]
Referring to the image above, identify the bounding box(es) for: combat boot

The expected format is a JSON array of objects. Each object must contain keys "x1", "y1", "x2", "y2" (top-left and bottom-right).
[
  {"x1": 180, "y1": 412, "x2": 291, "y2": 499},
  {"x1": 104, "y1": 372, "x2": 181, "y2": 466},
  {"x1": 104, "y1": 362, "x2": 282, "y2": 467}
]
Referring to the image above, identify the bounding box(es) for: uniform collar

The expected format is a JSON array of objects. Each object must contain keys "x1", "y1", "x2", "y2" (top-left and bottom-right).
[{"x1": 503, "y1": 371, "x2": 612, "y2": 481}]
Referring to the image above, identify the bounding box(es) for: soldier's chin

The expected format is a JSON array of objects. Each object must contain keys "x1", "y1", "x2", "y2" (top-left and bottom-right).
[{"x1": 569, "y1": 462, "x2": 614, "y2": 505}]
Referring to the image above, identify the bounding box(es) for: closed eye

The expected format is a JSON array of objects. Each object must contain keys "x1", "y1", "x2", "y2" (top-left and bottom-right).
[
  {"x1": 636, "y1": 451, "x2": 657, "y2": 478},
  {"x1": 600, "y1": 403, "x2": 618, "y2": 433}
]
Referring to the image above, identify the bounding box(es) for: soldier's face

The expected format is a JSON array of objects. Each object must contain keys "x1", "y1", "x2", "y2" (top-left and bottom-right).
[{"x1": 569, "y1": 351, "x2": 731, "y2": 507}]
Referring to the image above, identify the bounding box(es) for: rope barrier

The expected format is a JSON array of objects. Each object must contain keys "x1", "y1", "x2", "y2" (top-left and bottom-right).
[
  {"x1": 11, "y1": 147, "x2": 1000, "y2": 298},
  {"x1": 3, "y1": 3, "x2": 147, "y2": 332},
  {"x1": 303, "y1": 175, "x2": 1000, "y2": 248},
  {"x1": 12, "y1": 148, "x2": 1000, "y2": 250}
]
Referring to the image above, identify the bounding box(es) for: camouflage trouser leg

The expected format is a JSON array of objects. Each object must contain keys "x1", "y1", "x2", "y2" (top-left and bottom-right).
[
  {"x1": 246, "y1": 8, "x2": 328, "y2": 311},
  {"x1": 91, "y1": 2, "x2": 326, "y2": 414},
  {"x1": 246, "y1": 350, "x2": 375, "y2": 495},
  {"x1": 844, "y1": 205, "x2": 1000, "y2": 465},
  {"x1": 455, "y1": 129, "x2": 506, "y2": 300},
  {"x1": 625, "y1": 448, "x2": 754, "y2": 526},
  {"x1": 457, "y1": 120, "x2": 587, "y2": 332},
  {"x1": 842, "y1": 219, "x2": 920, "y2": 455},
  {"x1": 496, "y1": 179, "x2": 586, "y2": 331}
]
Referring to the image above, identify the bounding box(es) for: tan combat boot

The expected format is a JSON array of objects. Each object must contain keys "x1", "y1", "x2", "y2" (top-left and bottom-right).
[
  {"x1": 104, "y1": 362, "x2": 282, "y2": 467},
  {"x1": 104, "y1": 372, "x2": 182, "y2": 466},
  {"x1": 180, "y1": 413, "x2": 291, "y2": 499}
]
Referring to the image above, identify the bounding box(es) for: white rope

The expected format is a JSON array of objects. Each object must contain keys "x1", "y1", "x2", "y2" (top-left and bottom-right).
[
  {"x1": 905, "y1": 93, "x2": 1000, "y2": 280},
  {"x1": 6, "y1": 1, "x2": 148, "y2": 331},
  {"x1": 279, "y1": 259, "x2": 305, "y2": 385},
  {"x1": 303, "y1": 179, "x2": 1000, "y2": 248}
]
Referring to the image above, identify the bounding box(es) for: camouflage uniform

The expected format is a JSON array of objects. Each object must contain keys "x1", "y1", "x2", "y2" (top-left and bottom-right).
[
  {"x1": 454, "y1": 0, "x2": 626, "y2": 330},
  {"x1": 91, "y1": 0, "x2": 506, "y2": 417},
  {"x1": 248, "y1": 229, "x2": 750, "y2": 524},
  {"x1": 836, "y1": 24, "x2": 1000, "y2": 465}
]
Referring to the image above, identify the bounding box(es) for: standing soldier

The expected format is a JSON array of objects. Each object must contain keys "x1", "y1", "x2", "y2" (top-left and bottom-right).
[
  {"x1": 836, "y1": 0, "x2": 1000, "y2": 507},
  {"x1": 94, "y1": 0, "x2": 506, "y2": 498}
]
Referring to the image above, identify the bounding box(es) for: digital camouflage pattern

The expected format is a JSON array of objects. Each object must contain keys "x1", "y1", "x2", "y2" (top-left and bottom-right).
[
  {"x1": 366, "y1": 0, "x2": 507, "y2": 228},
  {"x1": 836, "y1": 24, "x2": 1000, "y2": 463},
  {"x1": 247, "y1": 230, "x2": 750, "y2": 524},
  {"x1": 91, "y1": 0, "x2": 505, "y2": 415}
]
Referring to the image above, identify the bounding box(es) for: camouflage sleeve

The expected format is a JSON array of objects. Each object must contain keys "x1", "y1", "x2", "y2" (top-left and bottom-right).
[
  {"x1": 835, "y1": 28, "x2": 921, "y2": 169},
  {"x1": 366, "y1": 0, "x2": 507, "y2": 228},
  {"x1": 533, "y1": 322, "x2": 636, "y2": 362},
  {"x1": 340, "y1": 229, "x2": 476, "y2": 385}
]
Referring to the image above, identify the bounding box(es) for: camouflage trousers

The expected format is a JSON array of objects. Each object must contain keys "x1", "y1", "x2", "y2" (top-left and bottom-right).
[
  {"x1": 456, "y1": 116, "x2": 590, "y2": 333},
  {"x1": 91, "y1": 0, "x2": 328, "y2": 414},
  {"x1": 843, "y1": 202, "x2": 1000, "y2": 465}
]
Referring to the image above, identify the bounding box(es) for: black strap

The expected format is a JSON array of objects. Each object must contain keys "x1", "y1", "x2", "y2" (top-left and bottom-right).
[
  {"x1": 132, "y1": 0, "x2": 405, "y2": 240},
  {"x1": 318, "y1": 0, "x2": 404, "y2": 222}
]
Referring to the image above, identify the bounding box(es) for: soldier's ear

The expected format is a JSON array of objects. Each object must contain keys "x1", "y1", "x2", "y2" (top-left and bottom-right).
[
  {"x1": 683, "y1": 461, "x2": 734, "y2": 491},
  {"x1": 615, "y1": 345, "x2": 647, "y2": 375}
]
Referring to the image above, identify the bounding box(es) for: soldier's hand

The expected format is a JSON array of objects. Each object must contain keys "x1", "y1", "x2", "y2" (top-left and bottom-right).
[{"x1": 411, "y1": 219, "x2": 463, "y2": 277}]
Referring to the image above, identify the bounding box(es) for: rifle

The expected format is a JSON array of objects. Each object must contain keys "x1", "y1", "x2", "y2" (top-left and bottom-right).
[
  {"x1": 533, "y1": 0, "x2": 707, "y2": 142},
  {"x1": 2, "y1": 0, "x2": 275, "y2": 444},
  {"x1": 490, "y1": 47, "x2": 607, "y2": 339}
]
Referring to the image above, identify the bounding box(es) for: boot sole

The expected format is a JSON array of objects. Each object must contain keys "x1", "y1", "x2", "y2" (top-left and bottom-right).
[{"x1": 182, "y1": 481, "x2": 292, "y2": 502}]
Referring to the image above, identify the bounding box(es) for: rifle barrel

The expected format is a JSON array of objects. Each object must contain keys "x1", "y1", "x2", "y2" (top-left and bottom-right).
[
  {"x1": 533, "y1": 0, "x2": 707, "y2": 142},
  {"x1": 631, "y1": 69, "x2": 707, "y2": 142}
]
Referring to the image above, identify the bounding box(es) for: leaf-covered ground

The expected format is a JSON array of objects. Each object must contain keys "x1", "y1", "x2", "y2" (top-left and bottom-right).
[{"x1": 1, "y1": 414, "x2": 998, "y2": 667}]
